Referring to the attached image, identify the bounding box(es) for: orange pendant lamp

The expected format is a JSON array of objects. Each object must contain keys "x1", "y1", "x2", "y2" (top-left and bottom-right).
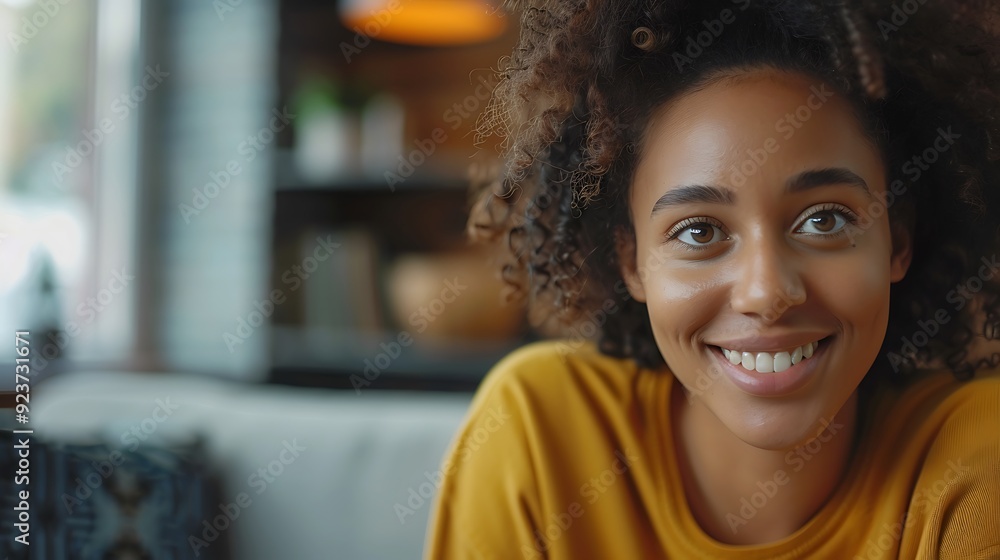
[{"x1": 340, "y1": 0, "x2": 507, "y2": 46}]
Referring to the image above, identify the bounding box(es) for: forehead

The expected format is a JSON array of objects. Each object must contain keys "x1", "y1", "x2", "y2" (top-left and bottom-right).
[{"x1": 632, "y1": 69, "x2": 884, "y2": 204}]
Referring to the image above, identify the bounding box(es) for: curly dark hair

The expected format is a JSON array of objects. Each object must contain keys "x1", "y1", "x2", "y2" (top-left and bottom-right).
[{"x1": 469, "y1": 0, "x2": 1000, "y2": 386}]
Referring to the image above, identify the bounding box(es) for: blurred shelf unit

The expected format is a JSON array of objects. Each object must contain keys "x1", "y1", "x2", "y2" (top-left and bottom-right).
[
  {"x1": 267, "y1": 194, "x2": 527, "y2": 389},
  {"x1": 269, "y1": 0, "x2": 525, "y2": 389}
]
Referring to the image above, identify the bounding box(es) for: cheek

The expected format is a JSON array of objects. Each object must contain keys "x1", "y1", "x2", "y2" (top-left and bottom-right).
[
  {"x1": 640, "y1": 262, "x2": 725, "y2": 346},
  {"x1": 819, "y1": 227, "x2": 896, "y2": 332}
]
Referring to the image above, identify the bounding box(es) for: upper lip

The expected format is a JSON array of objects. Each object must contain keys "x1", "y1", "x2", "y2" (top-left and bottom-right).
[{"x1": 706, "y1": 333, "x2": 831, "y2": 353}]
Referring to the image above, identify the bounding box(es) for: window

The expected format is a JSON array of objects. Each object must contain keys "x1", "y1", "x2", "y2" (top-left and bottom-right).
[{"x1": 0, "y1": 0, "x2": 142, "y2": 385}]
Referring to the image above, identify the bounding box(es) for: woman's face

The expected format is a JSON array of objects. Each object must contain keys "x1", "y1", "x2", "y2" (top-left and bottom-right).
[{"x1": 621, "y1": 68, "x2": 911, "y2": 449}]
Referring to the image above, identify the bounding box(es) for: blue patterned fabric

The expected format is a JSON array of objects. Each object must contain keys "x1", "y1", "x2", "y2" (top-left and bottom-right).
[{"x1": 1, "y1": 430, "x2": 227, "y2": 560}]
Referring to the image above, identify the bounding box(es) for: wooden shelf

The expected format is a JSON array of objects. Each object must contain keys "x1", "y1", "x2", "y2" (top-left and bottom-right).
[{"x1": 269, "y1": 325, "x2": 530, "y2": 391}]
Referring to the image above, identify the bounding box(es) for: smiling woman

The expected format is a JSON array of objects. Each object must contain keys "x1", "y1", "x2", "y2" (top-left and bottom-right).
[
  {"x1": 621, "y1": 69, "x2": 908, "y2": 451},
  {"x1": 425, "y1": 1, "x2": 1000, "y2": 559}
]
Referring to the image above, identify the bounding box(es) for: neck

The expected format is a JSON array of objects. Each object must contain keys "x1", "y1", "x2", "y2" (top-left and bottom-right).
[{"x1": 671, "y1": 383, "x2": 859, "y2": 545}]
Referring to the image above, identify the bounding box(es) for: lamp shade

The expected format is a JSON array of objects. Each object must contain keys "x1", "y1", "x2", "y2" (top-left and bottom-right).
[{"x1": 340, "y1": 0, "x2": 507, "y2": 46}]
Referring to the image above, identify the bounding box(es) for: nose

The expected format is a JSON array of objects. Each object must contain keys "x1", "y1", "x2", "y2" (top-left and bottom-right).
[{"x1": 729, "y1": 235, "x2": 806, "y2": 322}]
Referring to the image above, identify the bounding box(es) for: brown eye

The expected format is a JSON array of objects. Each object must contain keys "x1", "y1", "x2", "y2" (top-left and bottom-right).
[
  {"x1": 689, "y1": 225, "x2": 714, "y2": 243},
  {"x1": 808, "y1": 212, "x2": 836, "y2": 232},
  {"x1": 796, "y1": 207, "x2": 851, "y2": 236},
  {"x1": 674, "y1": 222, "x2": 725, "y2": 246}
]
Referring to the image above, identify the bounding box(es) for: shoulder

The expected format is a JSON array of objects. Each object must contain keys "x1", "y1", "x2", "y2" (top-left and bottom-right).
[
  {"x1": 470, "y1": 339, "x2": 648, "y2": 413},
  {"x1": 485, "y1": 338, "x2": 634, "y2": 378},
  {"x1": 897, "y1": 369, "x2": 1000, "y2": 557},
  {"x1": 891, "y1": 366, "x2": 1000, "y2": 465},
  {"x1": 880, "y1": 365, "x2": 1000, "y2": 437},
  {"x1": 945, "y1": 369, "x2": 1000, "y2": 419},
  {"x1": 919, "y1": 368, "x2": 1000, "y2": 452},
  {"x1": 926, "y1": 367, "x2": 1000, "y2": 468},
  {"x1": 452, "y1": 338, "x2": 654, "y2": 462},
  {"x1": 426, "y1": 341, "x2": 651, "y2": 558}
]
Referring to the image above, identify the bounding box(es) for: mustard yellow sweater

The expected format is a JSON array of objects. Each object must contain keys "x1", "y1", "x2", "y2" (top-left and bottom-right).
[{"x1": 425, "y1": 341, "x2": 1000, "y2": 559}]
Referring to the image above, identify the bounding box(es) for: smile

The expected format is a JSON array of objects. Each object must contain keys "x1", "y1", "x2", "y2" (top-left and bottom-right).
[
  {"x1": 720, "y1": 340, "x2": 820, "y2": 373},
  {"x1": 707, "y1": 336, "x2": 834, "y2": 397}
]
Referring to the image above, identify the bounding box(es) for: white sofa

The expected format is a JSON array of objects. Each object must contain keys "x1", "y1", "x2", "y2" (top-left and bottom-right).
[{"x1": 30, "y1": 370, "x2": 473, "y2": 560}]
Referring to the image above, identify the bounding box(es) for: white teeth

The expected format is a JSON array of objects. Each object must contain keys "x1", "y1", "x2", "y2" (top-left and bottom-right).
[
  {"x1": 791, "y1": 346, "x2": 803, "y2": 365},
  {"x1": 773, "y1": 352, "x2": 791, "y2": 373},
  {"x1": 755, "y1": 352, "x2": 773, "y2": 373},
  {"x1": 719, "y1": 340, "x2": 821, "y2": 374},
  {"x1": 726, "y1": 349, "x2": 741, "y2": 365}
]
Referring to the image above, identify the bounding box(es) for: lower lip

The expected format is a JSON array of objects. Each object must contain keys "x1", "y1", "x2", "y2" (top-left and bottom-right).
[{"x1": 708, "y1": 337, "x2": 831, "y2": 397}]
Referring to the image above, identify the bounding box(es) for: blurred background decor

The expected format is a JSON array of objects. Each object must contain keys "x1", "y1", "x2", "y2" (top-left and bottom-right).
[{"x1": 0, "y1": 0, "x2": 541, "y2": 558}]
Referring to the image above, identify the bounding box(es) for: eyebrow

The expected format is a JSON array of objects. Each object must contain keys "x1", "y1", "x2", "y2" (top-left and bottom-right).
[
  {"x1": 788, "y1": 168, "x2": 872, "y2": 198},
  {"x1": 649, "y1": 167, "x2": 873, "y2": 219}
]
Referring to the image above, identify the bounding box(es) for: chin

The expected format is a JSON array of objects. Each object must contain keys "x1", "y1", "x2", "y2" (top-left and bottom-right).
[
  {"x1": 723, "y1": 399, "x2": 835, "y2": 450},
  {"x1": 680, "y1": 376, "x2": 852, "y2": 452}
]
